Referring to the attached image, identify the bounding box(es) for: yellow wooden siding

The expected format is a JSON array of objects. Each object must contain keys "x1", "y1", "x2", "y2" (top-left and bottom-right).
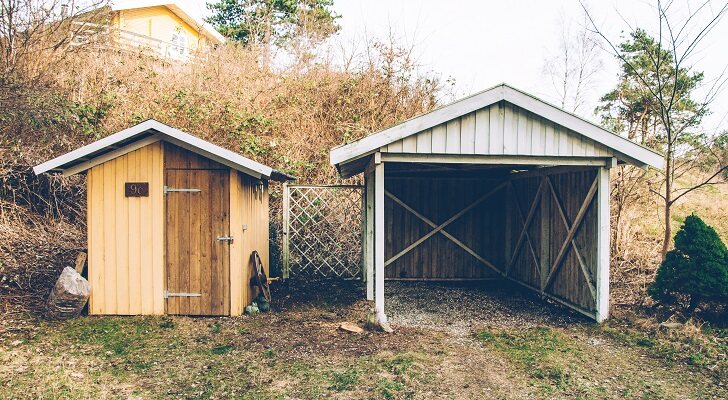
[
  {"x1": 87, "y1": 142, "x2": 165, "y2": 315},
  {"x1": 229, "y1": 171, "x2": 270, "y2": 315},
  {"x1": 118, "y1": 6, "x2": 203, "y2": 52}
]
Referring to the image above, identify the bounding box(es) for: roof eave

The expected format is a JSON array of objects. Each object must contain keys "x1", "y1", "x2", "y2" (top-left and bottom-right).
[
  {"x1": 34, "y1": 120, "x2": 281, "y2": 180},
  {"x1": 330, "y1": 83, "x2": 664, "y2": 171}
]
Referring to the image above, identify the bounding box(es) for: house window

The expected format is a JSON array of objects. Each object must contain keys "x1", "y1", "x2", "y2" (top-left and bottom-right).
[{"x1": 169, "y1": 31, "x2": 188, "y2": 59}]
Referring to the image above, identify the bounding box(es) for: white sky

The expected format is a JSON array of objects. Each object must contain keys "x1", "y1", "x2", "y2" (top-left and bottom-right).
[{"x1": 179, "y1": 0, "x2": 728, "y2": 132}]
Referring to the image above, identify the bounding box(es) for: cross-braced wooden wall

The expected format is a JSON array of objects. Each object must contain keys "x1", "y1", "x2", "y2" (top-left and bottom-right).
[{"x1": 378, "y1": 165, "x2": 606, "y2": 320}]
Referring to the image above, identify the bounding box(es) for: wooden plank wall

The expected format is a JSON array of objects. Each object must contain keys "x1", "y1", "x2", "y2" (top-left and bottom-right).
[
  {"x1": 87, "y1": 142, "x2": 165, "y2": 315},
  {"x1": 508, "y1": 168, "x2": 599, "y2": 313},
  {"x1": 230, "y1": 171, "x2": 270, "y2": 314},
  {"x1": 384, "y1": 177, "x2": 506, "y2": 279},
  {"x1": 381, "y1": 101, "x2": 612, "y2": 158}
]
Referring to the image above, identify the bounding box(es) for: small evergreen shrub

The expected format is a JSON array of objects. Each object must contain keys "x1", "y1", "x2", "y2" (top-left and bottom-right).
[{"x1": 648, "y1": 214, "x2": 728, "y2": 313}]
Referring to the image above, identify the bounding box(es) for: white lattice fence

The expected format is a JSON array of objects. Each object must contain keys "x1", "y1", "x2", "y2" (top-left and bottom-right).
[{"x1": 283, "y1": 184, "x2": 364, "y2": 279}]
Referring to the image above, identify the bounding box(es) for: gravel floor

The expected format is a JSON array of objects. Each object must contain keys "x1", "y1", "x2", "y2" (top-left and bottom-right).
[{"x1": 385, "y1": 280, "x2": 588, "y2": 338}]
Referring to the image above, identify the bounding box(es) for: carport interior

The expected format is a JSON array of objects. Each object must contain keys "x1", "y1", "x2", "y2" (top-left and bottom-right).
[{"x1": 368, "y1": 161, "x2": 605, "y2": 320}]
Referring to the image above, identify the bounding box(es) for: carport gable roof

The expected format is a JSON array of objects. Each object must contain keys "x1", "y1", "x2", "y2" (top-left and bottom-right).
[
  {"x1": 33, "y1": 119, "x2": 287, "y2": 180},
  {"x1": 330, "y1": 83, "x2": 665, "y2": 174}
]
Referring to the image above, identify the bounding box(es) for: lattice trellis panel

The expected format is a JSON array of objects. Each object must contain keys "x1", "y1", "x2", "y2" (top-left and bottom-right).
[{"x1": 283, "y1": 185, "x2": 363, "y2": 278}]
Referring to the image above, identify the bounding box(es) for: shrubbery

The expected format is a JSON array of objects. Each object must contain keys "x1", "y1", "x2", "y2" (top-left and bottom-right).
[{"x1": 648, "y1": 214, "x2": 728, "y2": 314}]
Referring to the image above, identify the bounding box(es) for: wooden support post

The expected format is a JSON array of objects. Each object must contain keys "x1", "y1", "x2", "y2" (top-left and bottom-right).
[
  {"x1": 75, "y1": 252, "x2": 87, "y2": 275},
  {"x1": 365, "y1": 171, "x2": 375, "y2": 301},
  {"x1": 282, "y1": 182, "x2": 290, "y2": 279},
  {"x1": 596, "y1": 166, "x2": 611, "y2": 322},
  {"x1": 539, "y1": 176, "x2": 550, "y2": 292},
  {"x1": 504, "y1": 183, "x2": 513, "y2": 272},
  {"x1": 374, "y1": 158, "x2": 386, "y2": 323}
]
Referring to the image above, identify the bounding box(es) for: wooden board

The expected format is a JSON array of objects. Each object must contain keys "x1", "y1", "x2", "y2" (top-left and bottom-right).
[
  {"x1": 87, "y1": 142, "x2": 165, "y2": 315},
  {"x1": 165, "y1": 168, "x2": 230, "y2": 315},
  {"x1": 384, "y1": 176, "x2": 506, "y2": 279},
  {"x1": 229, "y1": 171, "x2": 270, "y2": 314}
]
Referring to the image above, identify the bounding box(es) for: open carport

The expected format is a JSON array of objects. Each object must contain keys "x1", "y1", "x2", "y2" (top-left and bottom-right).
[{"x1": 330, "y1": 84, "x2": 663, "y2": 324}]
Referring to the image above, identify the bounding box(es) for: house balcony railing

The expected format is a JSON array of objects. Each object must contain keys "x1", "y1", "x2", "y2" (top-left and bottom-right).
[{"x1": 69, "y1": 21, "x2": 210, "y2": 62}]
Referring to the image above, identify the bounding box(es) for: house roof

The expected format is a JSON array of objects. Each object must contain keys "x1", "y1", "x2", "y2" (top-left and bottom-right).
[
  {"x1": 330, "y1": 83, "x2": 665, "y2": 173},
  {"x1": 111, "y1": 0, "x2": 226, "y2": 44},
  {"x1": 34, "y1": 120, "x2": 293, "y2": 181}
]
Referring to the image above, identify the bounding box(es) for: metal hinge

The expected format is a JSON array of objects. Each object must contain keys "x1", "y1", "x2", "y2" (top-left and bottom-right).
[
  {"x1": 164, "y1": 290, "x2": 202, "y2": 299},
  {"x1": 163, "y1": 185, "x2": 201, "y2": 194},
  {"x1": 216, "y1": 236, "x2": 234, "y2": 243}
]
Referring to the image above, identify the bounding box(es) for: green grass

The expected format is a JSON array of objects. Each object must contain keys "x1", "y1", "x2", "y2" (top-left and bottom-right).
[
  {"x1": 328, "y1": 368, "x2": 359, "y2": 391},
  {"x1": 477, "y1": 327, "x2": 580, "y2": 393}
]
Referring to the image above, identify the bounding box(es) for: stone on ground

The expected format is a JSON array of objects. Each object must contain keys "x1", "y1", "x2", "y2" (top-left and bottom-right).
[
  {"x1": 338, "y1": 322, "x2": 364, "y2": 334},
  {"x1": 45, "y1": 267, "x2": 90, "y2": 320}
]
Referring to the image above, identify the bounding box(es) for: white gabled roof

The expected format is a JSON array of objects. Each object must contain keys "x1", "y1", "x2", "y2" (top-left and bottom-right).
[
  {"x1": 111, "y1": 1, "x2": 226, "y2": 44},
  {"x1": 330, "y1": 83, "x2": 665, "y2": 170},
  {"x1": 34, "y1": 120, "x2": 288, "y2": 180}
]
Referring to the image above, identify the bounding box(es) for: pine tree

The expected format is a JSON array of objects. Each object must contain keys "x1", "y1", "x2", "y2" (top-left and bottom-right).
[{"x1": 648, "y1": 214, "x2": 728, "y2": 313}]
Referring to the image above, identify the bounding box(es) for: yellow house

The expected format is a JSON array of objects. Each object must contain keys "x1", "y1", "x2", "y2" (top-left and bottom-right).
[{"x1": 106, "y1": 1, "x2": 226, "y2": 60}]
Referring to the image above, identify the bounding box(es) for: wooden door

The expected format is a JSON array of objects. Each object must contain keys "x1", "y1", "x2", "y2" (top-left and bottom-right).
[{"x1": 165, "y1": 169, "x2": 230, "y2": 315}]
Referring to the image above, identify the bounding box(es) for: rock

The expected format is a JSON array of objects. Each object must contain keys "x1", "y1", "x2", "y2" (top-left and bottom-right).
[
  {"x1": 255, "y1": 296, "x2": 270, "y2": 313},
  {"x1": 245, "y1": 302, "x2": 260, "y2": 315},
  {"x1": 660, "y1": 322, "x2": 683, "y2": 330},
  {"x1": 587, "y1": 338, "x2": 603, "y2": 346},
  {"x1": 45, "y1": 267, "x2": 90, "y2": 320},
  {"x1": 339, "y1": 322, "x2": 363, "y2": 334}
]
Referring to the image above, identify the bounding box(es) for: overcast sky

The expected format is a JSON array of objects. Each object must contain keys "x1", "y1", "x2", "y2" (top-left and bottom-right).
[{"x1": 179, "y1": 0, "x2": 728, "y2": 132}]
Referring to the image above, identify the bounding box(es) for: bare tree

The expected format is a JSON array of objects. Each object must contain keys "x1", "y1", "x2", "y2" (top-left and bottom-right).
[
  {"x1": 542, "y1": 11, "x2": 603, "y2": 114},
  {"x1": 583, "y1": 0, "x2": 728, "y2": 258},
  {"x1": 0, "y1": 0, "x2": 104, "y2": 90}
]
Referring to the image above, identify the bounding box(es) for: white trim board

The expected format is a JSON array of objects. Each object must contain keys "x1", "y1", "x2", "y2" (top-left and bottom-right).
[
  {"x1": 34, "y1": 119, "x2": 275, "y2": 180},
  {"x1": 330, "y1": 83, "x2": 664, "y2": 171}
]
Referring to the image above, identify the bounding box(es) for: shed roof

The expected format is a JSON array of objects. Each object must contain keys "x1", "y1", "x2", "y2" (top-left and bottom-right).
[
  {"x1": 330, "y1": 84, "x2": 664, "y2": 175},
  {"x1": 111, "y1": 0, "x2": 226, "y2": 44},
  {"x1": 34, "y1": 120, "x2": 292, "y2": 181}
]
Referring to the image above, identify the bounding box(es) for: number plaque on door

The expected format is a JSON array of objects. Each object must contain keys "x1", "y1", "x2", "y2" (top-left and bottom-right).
[{"x1": 125, "y1": 182, "x2": 149, "y2": 197}]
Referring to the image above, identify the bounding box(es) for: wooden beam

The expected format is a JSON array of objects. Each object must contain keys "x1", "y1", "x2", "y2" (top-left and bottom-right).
[
  {"x1": 384, "y1": 182, "x2": 507, "y2": 267},
  {"x1": 380, "y1": 153, "x2": 611, "y2": 166},
  {"x1": 506, "y1": 180, "x2": 543, "y2": 275},
  {"x1": 543, "y1": 176, "x2": 599, "y2": 289},
  {"x1": 282, "y1": 182, "x2": 290, "y2": 279},
  {"x1": 385, "y1": 190, "x2": 503, "y2": 275},
  {"x1": 365, "y1": 171, "x2": 375, "y2": 301},
  {"x1": 505, "y1": 275, "x2": 598, "y2": 320},
  {"x1": 374, "y1": 161, "x2": 386, "y2": 323},
  {"x1": 508, "y1": 165, "x2": 599, "y2": 180},
  {"x1": 545, "y1": 177, "x2": 597, "y2": 300},
  {"x1": 539, "y1": 177, "x2": 550, "y2": 291},
  {"x1": 596, "y1": 167, "x2": 611, "y2": 322},
  {"x1": 75, "y1": 252, "x2": 87, "y2": 275}
]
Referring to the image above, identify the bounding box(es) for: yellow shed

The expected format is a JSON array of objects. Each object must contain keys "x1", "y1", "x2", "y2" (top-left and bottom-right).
[{"x1": 34, "y1": 120, "x2": 291, "y2": 316}]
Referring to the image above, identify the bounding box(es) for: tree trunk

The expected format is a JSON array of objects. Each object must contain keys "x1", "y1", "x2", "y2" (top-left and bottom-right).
[{"x1": 661, "y1": 151, "x2": 672, "y2": 259}]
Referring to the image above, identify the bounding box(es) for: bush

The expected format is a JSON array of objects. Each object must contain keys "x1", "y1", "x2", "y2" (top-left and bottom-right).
[{"x1": 648, "y1": 214, "x2": 728, "y2": 313}]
